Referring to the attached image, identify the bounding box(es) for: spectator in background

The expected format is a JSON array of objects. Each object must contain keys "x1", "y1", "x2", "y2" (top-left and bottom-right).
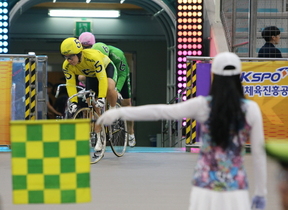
[
  {"x1": 53, "y1": 83, "x2": 68, "y2": 117},
  {"x1": 38, "y1": 82, "x2": 62, "y2": 119},
  {"x1": 96, "y1": 52, "x2": 267, "y2": 210},
  {"x1": 265, "y1": 141, "x2": 288, "y2": 210},
  {"x1": 47, "y1": 82, "x2": 62, "y2": 118},
  {"x1": 258, "y1": 26, "x2": 282, "y2": 58}
]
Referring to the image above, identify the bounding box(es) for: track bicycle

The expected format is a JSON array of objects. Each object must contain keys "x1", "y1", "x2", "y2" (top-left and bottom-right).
[{"x1": 55, "y1": 84, "x2": 128, "y2": 164}]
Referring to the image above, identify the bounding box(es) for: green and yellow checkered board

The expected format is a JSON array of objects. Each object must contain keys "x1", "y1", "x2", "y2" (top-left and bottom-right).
[{"x1": 10, "y1": 119, "x2": 91, "y2": 204}]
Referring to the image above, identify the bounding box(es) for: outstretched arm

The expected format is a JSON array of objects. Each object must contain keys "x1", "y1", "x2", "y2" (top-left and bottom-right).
[
  {"x1": 247, "y1": 101, "x2": 267, "y2": 199},
  {"x1": 96, "y1": 96, "x2": 209, "y2": 125},
  {"x1": 62, "y1": 65, "x2": 78, "y2": 103}
]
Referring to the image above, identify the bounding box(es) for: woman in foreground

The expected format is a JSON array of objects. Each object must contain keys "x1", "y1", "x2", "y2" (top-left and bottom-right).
[{"x1": 97, "y1": 52, "x2": 267, "y2": 210}]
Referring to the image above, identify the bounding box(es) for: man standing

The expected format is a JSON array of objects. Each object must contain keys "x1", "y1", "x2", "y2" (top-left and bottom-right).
[{"x1": 258, "y1": 26, "x2": 282, "y2": 58}]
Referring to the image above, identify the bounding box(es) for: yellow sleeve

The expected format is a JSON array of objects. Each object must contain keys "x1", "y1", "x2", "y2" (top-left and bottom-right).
[
  {"x1": 95, "y1": 65, "x2": 108, "y2": 98},
  {"x1": 62, "y1": 62, "x2": 78, "y2": 103},
  {"x1": 83, "y1": 50, "x2": 109, "y2": 98}
]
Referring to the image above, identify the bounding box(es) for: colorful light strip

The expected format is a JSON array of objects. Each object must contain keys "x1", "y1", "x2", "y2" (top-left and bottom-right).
[
  {"x1": 0, "y1": 1, "x2": 8, "y2": 54},
  {"x1": 176, "y1": 0, "x2": 203, "y2": 127},
  {"x1": 176, "y1": 0, "x2": 203, "y2": 100}
]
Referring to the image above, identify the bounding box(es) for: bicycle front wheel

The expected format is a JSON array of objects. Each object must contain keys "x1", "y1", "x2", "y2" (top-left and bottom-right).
[
  {"x1": 109, "y1": 103, "x2": 128, "y2": 157},
  {"x1": 73, "y1": 107, "x2": 106, "y2": 164}
]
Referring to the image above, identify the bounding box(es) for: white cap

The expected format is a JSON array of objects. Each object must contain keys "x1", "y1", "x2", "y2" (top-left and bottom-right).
[{"x1": 211, "y1": 52, "x2": 242, "y2": 76}]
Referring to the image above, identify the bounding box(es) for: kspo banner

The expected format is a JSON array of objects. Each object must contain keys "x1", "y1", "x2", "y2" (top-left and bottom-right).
[{"x1": 242, "y1": 61, "x2": 288, "y2": 140}]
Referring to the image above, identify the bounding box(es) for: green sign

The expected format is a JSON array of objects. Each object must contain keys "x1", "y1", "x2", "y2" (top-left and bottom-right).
[{"x1": 75, "y1": 21, "x2": 92, "y2": 37}]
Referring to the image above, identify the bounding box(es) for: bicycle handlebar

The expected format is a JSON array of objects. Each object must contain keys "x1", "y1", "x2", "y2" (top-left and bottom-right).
[
  {"x1": 55, "y1": 84, "x2": 85, "y2": 98},
  {"x1": 68, "y1": 89, "x2": 93, "y2": 101},
  {"x1": 66, "y1": 89, "x2": 96, "y2": 106}
]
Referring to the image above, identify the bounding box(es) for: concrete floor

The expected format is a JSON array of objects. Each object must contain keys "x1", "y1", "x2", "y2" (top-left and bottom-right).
[{"x1": 0, "y1": 147, "x2": 283, "y2": 210}]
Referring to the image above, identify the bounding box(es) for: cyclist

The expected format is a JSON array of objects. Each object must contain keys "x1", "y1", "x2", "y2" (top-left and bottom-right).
[
  {"x1": 60, "y1": 37, "x2": 118, "y2": 151},
  {"x1": 92, "y1": 43, "x2": 136, "y2": 147},
  {"x1": 79, "y1": 32, "x2": 136, "y2": 147}
]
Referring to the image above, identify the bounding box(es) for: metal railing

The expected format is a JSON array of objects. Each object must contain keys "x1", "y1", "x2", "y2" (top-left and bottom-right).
[
  {"x1": 221, "y1": 0, "x2": 288, "y2": 57},
  {"x1": 161, "y1": 86, "x2": 191, "y2": 147},
  {"x1": 0, "y1": 53, "x2": 48, "y2": 120}
]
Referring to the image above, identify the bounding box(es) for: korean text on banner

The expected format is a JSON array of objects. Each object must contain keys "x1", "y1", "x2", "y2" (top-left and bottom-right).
[{"x1": 242, "y1": 61, "x2": 288, "y2": 141}]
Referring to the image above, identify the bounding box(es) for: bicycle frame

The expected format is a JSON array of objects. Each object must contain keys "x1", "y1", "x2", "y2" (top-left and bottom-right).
[{"x1": 55, "y1": 83, "x2": 128, "y2": 162}]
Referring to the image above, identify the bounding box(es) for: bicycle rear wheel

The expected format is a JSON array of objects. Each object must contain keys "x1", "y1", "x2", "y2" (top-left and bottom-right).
[
  {"x1": 109, "y1": 103, "x2": 128, "y2": 157},
  {"x1": 73, "y1": 107, "x2": 106, "y2": 164}
]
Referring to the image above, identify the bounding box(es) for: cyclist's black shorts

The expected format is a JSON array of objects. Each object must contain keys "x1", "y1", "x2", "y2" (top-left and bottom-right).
[{"x1": 86, "y1": 63, "x2": 116, "y2": 97}]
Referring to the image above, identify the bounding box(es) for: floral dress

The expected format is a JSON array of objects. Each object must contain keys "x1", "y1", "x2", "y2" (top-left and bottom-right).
[{"x1": 192, "y1": 101, "x2": 251, "y2": 191}]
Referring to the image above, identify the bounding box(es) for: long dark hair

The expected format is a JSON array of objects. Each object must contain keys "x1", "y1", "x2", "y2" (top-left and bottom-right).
[{"x1": 209, "y1": 74, "x2": 245, "y2": 149}]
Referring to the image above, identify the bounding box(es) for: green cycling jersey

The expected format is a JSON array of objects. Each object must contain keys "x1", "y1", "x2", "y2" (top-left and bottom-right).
[{"x1": 92, "y1": 42, "x2": 130, "y2": 92}]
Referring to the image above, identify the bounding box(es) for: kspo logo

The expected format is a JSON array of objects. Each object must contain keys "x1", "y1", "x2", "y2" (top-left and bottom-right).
[{"x1": 241, "y1": 67, "x2": 288, "y2": 83}]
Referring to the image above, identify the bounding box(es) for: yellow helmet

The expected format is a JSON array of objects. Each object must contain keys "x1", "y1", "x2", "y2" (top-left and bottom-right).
[{"x1": 60, "y1": 37, "x2": 83, "y2": 55}]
